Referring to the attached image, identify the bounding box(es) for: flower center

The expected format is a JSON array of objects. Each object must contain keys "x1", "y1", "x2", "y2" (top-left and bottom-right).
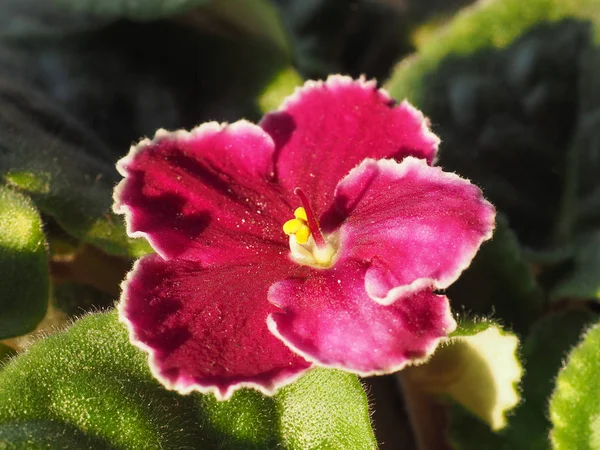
[{"x1": 282, "y1": 188, "x2": 338, "y2": 268}]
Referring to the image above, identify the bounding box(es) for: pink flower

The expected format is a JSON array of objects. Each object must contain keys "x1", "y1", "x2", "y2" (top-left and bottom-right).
[{"x1": 114, "y1": 76, "x2": 495, "y2": 400}]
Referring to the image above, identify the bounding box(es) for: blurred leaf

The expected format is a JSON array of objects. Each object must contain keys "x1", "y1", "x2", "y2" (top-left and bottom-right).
[
  {"x1": 551, "y1": 232, "x2": 600, "y2": 300},
  {"x1": 258, "y1": 66, "x2": 304, "y2": 113},
  {"x1": 0, "y1": 311, "x2": 376, "y2": 449},
  {"x1": 0, "y1": 0, "x2": 107, "y2": 38},
  {"x1": 446, "y1": 215, "x2": 543, "y2": 334},
  {"x1": 0, "y1": 73, "x2": 151, "y2": 257},
  {"x1": 274, "y1": 0, "x2": 415, "y2": 79},
  {"x1": 192, "y1": 0, "x2": 291, "y2": 54},
  {"x1": 449, "y1": 310, "x2": 596, "y2": 450},
  {"x1": 0, "y1": 186, "x2": 48, "y2": 339},
  {"x1": 52, "y1": 0, "x2": 210, "y2": 21},
  {"x1": 385, "y1": 0, "x2": 600, "y2": 104},
  {"x1": 408, "y1": 321, "x2": 521, "y2": 431},
  {"x1": 550, "y1": 318, "x2": 600, "y2": 449}
]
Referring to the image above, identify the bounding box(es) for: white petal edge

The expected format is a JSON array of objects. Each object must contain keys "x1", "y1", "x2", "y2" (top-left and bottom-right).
[
  {"x1": 118, "y1": 256, "x2": 311, "y2": 401},
  {"x1": 112, "y1": 120, "x2": 277, "y2": 261}
]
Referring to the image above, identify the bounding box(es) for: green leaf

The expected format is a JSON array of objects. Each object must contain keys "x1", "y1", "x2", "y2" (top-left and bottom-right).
[
  {"x1": 550, "y1": 318, "x2": 600, "y2": 450},
  {"x1": 195, "y1": 0, "x2": 291, "y2": 55},
  {"x1": 52, "y1": 0, "x2": 210, "y2": 21},
  {"x1": 385, "y1": 0, "x2": 600, "y2": 105},
  {"x1": 408, "y1": 320, "x2": 522, "y2": 431},
  {"x1": 0, "y1": 185, "x2": 48, "y2": 339},
  {"x1": 0, "y1": 78, "x2": 152, "y2": 258},
  {"x1": 0, "y1": 311, "x2": 376, "y2": 449},
  {"x1": 449, "y1": 310, "x2": 596, "y2": 450},
  {"x1": 446, "y1": 215, "x2": 543, "y2": 334},
  {"x1": 450, "y1": 316, "x2": 497, "y2": 337}
]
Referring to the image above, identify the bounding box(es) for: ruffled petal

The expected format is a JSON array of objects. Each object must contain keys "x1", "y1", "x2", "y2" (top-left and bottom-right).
[
  {"x1": 120, "y1": 254, "x2": 311, "y2": 400},
  {"x1": 268, "y1": 260, "x2": 455, "y2": 375},
  {"x1": 260, "y1": 75, "x2": 439, "y2": 212},
  {"x1": 114, "y1": 121, "x2": 292, "y2": 264},
  {"x1": 322, "y1": 157, "x2": 495, "y2": 304}
]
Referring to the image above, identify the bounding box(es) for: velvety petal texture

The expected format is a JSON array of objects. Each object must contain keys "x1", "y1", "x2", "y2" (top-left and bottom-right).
[
  {"x1": 268, "y1": 260, "x2": 455, "y2": 375},
  {"x1": 321, "y1": 157, "x2": 496, "y2": 304},
  {"x1": 121, "y1": 254, "x2": 311, "y2": 400},
  {"x1": 260, "y1": 75, "x2": 440, "y2": 212},
  {"x1": 114, "y1": 76, "x2": 495, "y2": 400},
  {"x1": 114, "y1": 121, "x2": 291, "y2": 265}
]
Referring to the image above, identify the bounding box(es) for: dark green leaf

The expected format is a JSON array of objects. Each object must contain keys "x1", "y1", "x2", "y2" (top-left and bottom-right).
[
  {"x1": 52, "y1": 0, "x2": 209, "y2": 21},
  {"x1": 385, "y1": 0, "x2": 600, "y2": 105},
  {"x1": 0, "y1": 186, "x2": 48, "y2": 339},
  {"x1": 0, "y1": 311, "x2": 376, "y2": 449}
]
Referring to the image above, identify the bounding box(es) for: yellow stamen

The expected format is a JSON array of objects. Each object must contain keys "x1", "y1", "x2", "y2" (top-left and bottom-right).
[
  {"x1": 295, "y1": 225, "x2": 311, "y2": 244},
  {"x1": 282, "y1": 200, "x2": 338, "y2": 268},
  {"x1": 283, "y1": 218, "x2": 304, "y2": 235},
  {"x1": 294, "y1": 207, "x2": 308, "y2": 221},
  {"x1": 283, "y1": 207, "x2": 313, "y2": 244}
]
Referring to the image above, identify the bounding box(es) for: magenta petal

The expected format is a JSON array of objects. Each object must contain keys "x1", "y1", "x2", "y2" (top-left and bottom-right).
[
  {"x1": 120, "y1": 254, "x2": 311, "y2": 400},
  {"x1": 268, "y1": 260, "x2": 455, "y2": 375},
  {"x1": 114, "y1": 121, "x2": 292, "y2": 264},
  {"x1": 322, "y1": 157, "x2": 495, "y2": 304},
  {"x1": 260, "y1": 75, "x2": 439, "y2": 212}
]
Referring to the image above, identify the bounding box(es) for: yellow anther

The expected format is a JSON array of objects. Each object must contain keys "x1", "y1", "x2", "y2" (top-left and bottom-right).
[
  {"x1": 283, "y1": 207, "x2": 312, "y2": 244},
  {"x1": 295, "y1": 225, "x2": 311, "y2": 244},
  {"x1": 294, "y1": 207, "x2": 308, "y2": 221},
  {"x1": 283, "y1": 218, "x2": 304, "y2": 235}
]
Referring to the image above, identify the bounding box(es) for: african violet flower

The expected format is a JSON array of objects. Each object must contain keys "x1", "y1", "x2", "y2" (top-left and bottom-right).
[{"x1": 114, "y1": 76, "x2": 495, "y2": 400}]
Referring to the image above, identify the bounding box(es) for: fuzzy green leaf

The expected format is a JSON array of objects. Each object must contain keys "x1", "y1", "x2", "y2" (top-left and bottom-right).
[
  {"x1": 550, "y1": 318, "x2": 600, "y2": 450},
  {"x1": 449, "y1": 311, "x2": 596, "y2": 450},
  {"x1": 0, "y1": 311, "x2": 376, "y2": 449},
  {"x1": 0, "y1": 186, "x2": 48, "y2": 339}
]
